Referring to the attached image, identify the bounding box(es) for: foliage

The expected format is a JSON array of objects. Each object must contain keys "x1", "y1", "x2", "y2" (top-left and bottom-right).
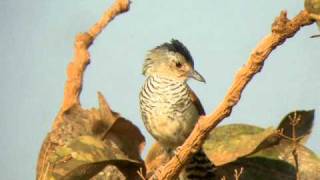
[
  {"x1": 37, "y1": 93, "x2": 145, "y2": 180},
  {"x1": 203, "y1": 110, "x2": 320, "y2": 180}
]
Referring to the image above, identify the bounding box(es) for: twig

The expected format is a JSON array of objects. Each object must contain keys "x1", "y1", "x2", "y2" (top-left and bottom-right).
[
  {"x1": 277, "y1": 112, "x2": 304, "y2": 179},
  {"x1": 289, "y1": 112, "x2": 301, "y2": 180},
  {"x1": 234, "y1": 167, "x2": 244, "y2": 180},
  {"x1": 152, "y1": 10, "x2": 314, "y2": 180}
]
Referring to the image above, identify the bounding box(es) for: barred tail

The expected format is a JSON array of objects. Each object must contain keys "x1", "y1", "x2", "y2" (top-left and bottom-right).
[{"x1": 184, "y1": 148, "x2": 215, "y2": 179}]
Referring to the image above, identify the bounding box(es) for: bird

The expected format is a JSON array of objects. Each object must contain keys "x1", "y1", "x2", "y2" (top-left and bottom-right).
[
  {"x1": 139, "y1": 39, "x2": 215, "y2": 179},
  {"x1": 305, "y1": 0, "x2": 320, "y2": 38}
]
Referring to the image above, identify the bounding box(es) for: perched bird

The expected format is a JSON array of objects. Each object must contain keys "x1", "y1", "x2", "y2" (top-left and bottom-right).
[
  {"x1": 305, "y1": 0, "x2": 320, "y2": 38},
  {"x1": 139, "y1": 39, "x2": 214, "y2": 179}
]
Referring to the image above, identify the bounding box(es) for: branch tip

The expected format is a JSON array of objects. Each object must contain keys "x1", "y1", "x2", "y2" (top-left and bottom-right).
[
  {"x1": 117, "y1": 0, "x2": 130, "y2": 13},
  {"x1": 272, "y1": 10, "x2": 289, "y2": 34}
]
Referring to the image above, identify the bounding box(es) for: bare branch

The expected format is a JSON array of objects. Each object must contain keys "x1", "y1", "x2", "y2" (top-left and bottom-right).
[
  {"x1": 55, "y1": 0, "x2": 130, "y2": 128},
  {"x1": 153, "y1": 10, "x2": 314, "y2": 180}
]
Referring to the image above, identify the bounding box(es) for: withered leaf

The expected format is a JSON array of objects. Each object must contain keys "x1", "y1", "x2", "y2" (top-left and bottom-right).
[{"x1": 37, "y1": 92, "x2": 145, "y2": 180}]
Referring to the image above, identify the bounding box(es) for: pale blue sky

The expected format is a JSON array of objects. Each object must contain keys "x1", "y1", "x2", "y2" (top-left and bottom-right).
[{"x1": 0, "y1": 0, "x2": 319, "y2": 179}]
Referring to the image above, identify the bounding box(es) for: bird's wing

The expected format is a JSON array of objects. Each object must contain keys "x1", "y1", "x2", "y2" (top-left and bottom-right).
[{"x1": 188, "y1": 88, "x2": 206, "y2": 116}]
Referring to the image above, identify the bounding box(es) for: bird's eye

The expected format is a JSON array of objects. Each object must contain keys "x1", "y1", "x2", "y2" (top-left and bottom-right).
[{"x1": 175, "y1": 62, "x2": 182, "y2": 68}]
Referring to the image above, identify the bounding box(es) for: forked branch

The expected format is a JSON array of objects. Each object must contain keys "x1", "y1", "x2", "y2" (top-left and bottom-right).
[{"x1": 153, "y1": 10, "x2": 314, "y2": 180}]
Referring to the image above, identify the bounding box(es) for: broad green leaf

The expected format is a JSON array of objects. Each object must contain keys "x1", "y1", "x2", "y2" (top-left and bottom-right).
[
  {"x1": 203, "y1": 124, "x2": 277, "y2": 165},
  {"x1": 47, "y1": 135, "x2": 143, "y2": 179}
]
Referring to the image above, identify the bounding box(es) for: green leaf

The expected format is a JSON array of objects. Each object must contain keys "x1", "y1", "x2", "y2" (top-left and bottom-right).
[
  {"x1": 204, "y1": 124, "x2": 277, "y2": 165},
  {"x1": 61, "y1": 159, "x2": 141, "y2": 180},
  {"x1": 49, "y1": 135, "x2": 142, "y2": 179},
  {"x1": 204, "y1": 121, "x2": 320, "y2": 179}
]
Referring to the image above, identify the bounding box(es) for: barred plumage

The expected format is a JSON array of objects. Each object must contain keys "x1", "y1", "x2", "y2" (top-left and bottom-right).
[
  {"x1": 140, "y1": 75, "x2": 196, "y2": 149},
  {"x1": 140, "y1": 39, "x2": 215, "y2": 179}
]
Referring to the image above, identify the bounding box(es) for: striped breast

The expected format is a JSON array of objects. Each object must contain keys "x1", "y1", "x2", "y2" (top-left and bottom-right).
[{"x1": 139, "y1": 75, "x2": 199, "y2": 149}]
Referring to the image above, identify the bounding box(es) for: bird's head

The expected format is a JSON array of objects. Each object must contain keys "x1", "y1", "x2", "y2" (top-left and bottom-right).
[{"x1": 142, "y1": 39, "x2": 205, "y2": 83}]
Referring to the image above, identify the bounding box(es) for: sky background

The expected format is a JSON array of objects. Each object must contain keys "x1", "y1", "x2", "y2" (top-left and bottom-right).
[{"x1": 0, "y1": 0, "x2": 319, "y2": 179}]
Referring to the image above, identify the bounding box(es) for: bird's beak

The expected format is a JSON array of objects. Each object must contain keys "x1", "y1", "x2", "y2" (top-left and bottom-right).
[{"x1": 190, "y1": 70, "x2": 206, "y2": 83}]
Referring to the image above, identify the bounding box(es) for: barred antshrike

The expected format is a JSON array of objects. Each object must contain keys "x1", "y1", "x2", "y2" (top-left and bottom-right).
[{"x1": 139, "y1": 39, "x2": 215, "y2": 179}]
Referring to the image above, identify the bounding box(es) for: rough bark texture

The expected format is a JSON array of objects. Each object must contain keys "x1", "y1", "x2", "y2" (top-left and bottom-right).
[{"x1": 59, "y1": 0, "x2": 129, "y2": 120}]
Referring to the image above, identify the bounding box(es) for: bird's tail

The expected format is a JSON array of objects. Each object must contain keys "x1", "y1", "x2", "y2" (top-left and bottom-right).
[{"x1": 182, "y1": 148, "x2": 215, "y2": 179}]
